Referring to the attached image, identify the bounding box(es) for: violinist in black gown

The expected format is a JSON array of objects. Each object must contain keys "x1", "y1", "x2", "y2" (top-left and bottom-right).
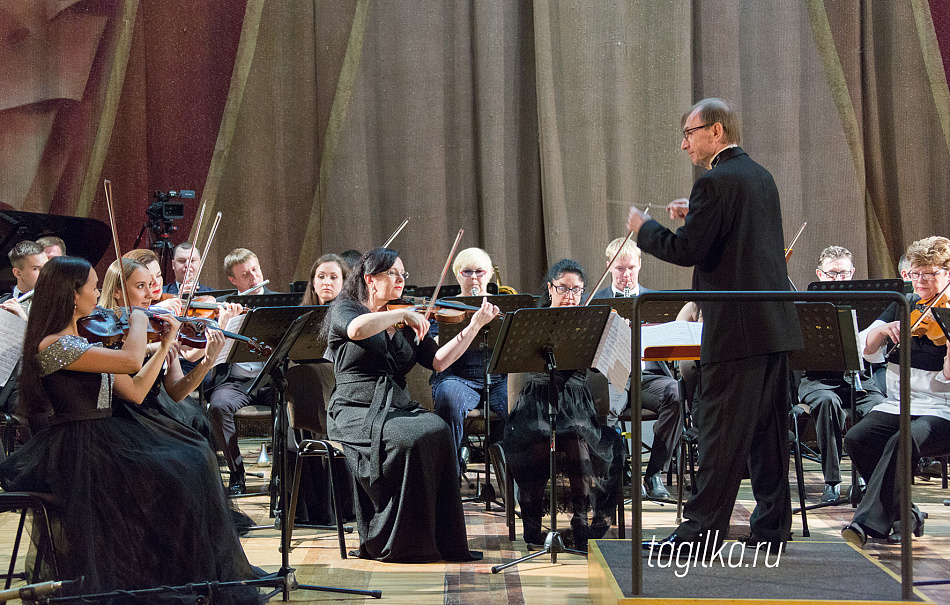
[
  {"x1": 323, "y1": 247, "x2": 499, "y2": 562},
  {"x1": 0, "y1": 256, "x2": 261, "y2": 602}
]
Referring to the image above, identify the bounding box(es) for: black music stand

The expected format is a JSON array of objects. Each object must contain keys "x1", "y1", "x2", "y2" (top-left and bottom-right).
[
  {"x1": 488, "y1": 305, "x2": 612, "y2": 573},
  {"x1": 440, "y1": 294, "x2": 536, "y2": 510},
  {"x1": 197, "y1": 288, "x2": 238, "y2": 299},
  {"x1": 807, "y1": 279, "x2": 906, "y2": 330},
  {"x1": 242, "y1": 312, "x2": 380, "y2": 601},
  {"x1": 591, "y1": 293, "x2": 686, "y2": 324},
  {"x1": 223, "y1": 306, "x2": 326, "y2": 505},
  {"x1": 224, "y1": 292, "x2": 304, "y2": 308},
  {"x1": 788, "y1": 302, "x2": 865, "y2": 534}
]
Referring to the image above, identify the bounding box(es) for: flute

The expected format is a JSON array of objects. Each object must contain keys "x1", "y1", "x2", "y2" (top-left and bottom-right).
[{"x1": 237, "y1": 280, "x2": 269, "y2": 296}]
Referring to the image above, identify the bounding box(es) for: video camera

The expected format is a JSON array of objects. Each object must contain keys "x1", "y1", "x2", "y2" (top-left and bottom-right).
[{"x1": 147, "y1": 190, "x2": 195, "y2": 221}]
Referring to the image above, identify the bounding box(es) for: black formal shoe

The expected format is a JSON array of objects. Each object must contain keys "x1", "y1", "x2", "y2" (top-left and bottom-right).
[
  {"x1": 643, "y1": 473, "x2": 671, "y2": 500},
  {"x1": 590, "y1": 516, "x2": 611, "y2": 540},
  {"x1": 228, "y1": 471, "x2": 246, "y2": 496},
  {"x1": 739, "y1": 533, "x2": 788, "y2": 553},
  {"x1": 842, "y1": 523, "x2": 868, "y2": 548},
  {"x1": 820, "y1": 483, "x2": 840, "y2": 504}
]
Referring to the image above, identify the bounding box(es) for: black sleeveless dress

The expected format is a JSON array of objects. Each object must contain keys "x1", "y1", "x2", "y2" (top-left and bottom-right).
[{"x1": 0, "y1": 335, "x2": 262, "y2": 603}]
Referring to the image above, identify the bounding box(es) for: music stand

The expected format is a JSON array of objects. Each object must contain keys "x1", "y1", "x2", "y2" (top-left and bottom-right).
[
  {"x1": 807, "y1": 279, "x2": 906, "y2": 330},
  {"x1": 488, "y1": 305, "x2": 612, "y2": 573},
  {"x1": 224, "y1": 292, "x2": 303, "y2": 308},
  {"x1": 788, "y1": 302, "x2": 865, "y2": 533},
  {"x1": 242, "y1": 312, "x2": 380, "y2": 601},
  {"x1": 439, "y1": 294, "x2": 536, "y2": 509},
  {"x1": 198, "y1": 288, "x2": 238, "y2": 299},
  {"x1": 591, "y1": 294, "x2": 686, "y2": 324}
]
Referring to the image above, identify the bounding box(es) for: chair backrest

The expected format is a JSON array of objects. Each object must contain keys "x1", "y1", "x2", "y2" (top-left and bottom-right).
[{"x1": 285, "y1": 362, "x2": 335, "y2": 437}]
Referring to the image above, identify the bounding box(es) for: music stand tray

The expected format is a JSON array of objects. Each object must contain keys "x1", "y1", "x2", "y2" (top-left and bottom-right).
[
  {"x1": 489, "y1": 305, "x2": 611, "y2": 573},
  {"x1": 590, "y1": 295, "x2": 684, "y2": 325},
  {"x1": 807, "y1": 279, "x2": 905, "y2": 331},
  {"x1": 224, "y1": 306, "x2": 325, "y2": 365},
  {"x1": 224, "y1": 292, "x2": 304, "y2": 308}
]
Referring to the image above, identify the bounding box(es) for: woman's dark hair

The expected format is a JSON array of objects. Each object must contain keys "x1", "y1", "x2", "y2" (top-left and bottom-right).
[
  {"x1": 538, "y1": 259, "x2": 586, "y2": 308},
  {"x1": 19, "y1": 256, "x2": 93, "y2": 419},
  {"x1": 320, "y1": 248, "x2": 398, "y2": 339},
  {"x1": 302, "y1": 253, "x2": 350, "y2": 306}
]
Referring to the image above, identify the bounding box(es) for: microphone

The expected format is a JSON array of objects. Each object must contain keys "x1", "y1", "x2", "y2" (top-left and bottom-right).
[
  {"x1": 237, "y1": 280, "x2": 269, "y2": 296},
  {"x1": 0, "y1": 579, "x2": 70, "y2": 602}
]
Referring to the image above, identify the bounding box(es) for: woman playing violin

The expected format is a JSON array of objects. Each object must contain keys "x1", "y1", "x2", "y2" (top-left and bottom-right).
[
  {"x1": 98, "y1": 258, "x2": 236, "y2": 442},
  {"x1": 124, "y1": 248, "x2": 183, "y2": 315},
  {"x1": 302, "y1": 253, "x2": 349, "y2": 305},
  {"x1": 323, "y1": 247, "x2": 499, "y2": 562},
  {"x1": 430, "y1": 247, "x2": 508, "y2": 474},
  {"x1": 843, "y1": 236, "x2": 950, "y2": 547},
  {"x1": 0, "y1": 257, "x2": 261, "y2": 601},
  {"x1": 503, "y1": 259, "x2": 621, "y2": 551}
]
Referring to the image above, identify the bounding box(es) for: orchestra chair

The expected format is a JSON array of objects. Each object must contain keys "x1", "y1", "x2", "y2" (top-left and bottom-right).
[
  {"x1": 284, "y1": 363, "x2": 353, "y2": 559},
  {"x1": 460, "y1": 406, "x2": 505, "y2": 489},
  {"x1": 0, "y1": 492, "x2": 60, "y2": 588}
]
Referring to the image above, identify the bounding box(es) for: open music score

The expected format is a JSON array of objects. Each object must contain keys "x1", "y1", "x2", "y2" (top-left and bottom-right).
[{"x1": 640, "y1": 320, "x2": 702, "y2": 361}]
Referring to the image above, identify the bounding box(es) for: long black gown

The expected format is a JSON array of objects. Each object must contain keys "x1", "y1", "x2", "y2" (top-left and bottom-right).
[
  {"x1": 0, "y1": 336, "x2": 262, "y2": 603},
  {"x1": 325, "y1": 300, "x2": 472, "y2": 562}
]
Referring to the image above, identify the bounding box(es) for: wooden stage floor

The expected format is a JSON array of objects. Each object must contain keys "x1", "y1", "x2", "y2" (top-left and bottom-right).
[{"x1": 6, "y1": 440, "x2": 950, "y2": 604}]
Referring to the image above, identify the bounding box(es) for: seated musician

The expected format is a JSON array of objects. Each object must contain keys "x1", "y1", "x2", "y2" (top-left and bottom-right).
[
  {"x1": 431, "y1": 247, "x2": 508, "y2": 474},
  {"x1": 208, "y1": 247, "x2": 276, "y2": 494},
  {"x1": 504, "y1": 260, "x2": 623, "y2": 550},
  {"x1": 842, "y1": 236, "x2": 950, "y2": 547},
  {"x1": 36, "y1": 235, "x2": 65, "y2": 258},
  {"x1": 323, "y1": 247, "x2": 497, "y2": 561},
  {"x1": 1, "y1": 240, "x2": 48, "y2": 319},
  {"x1": 164, "y1": 243, "x2": 214, "y2": 295},
  {"x1": 795, "y1": 246, "x2": 884, "y2": 504},
  {"x1": 302, "y1": 253, "x2": 349, "y2": 305},
  {"x1": 592, "y1": 237, "x2": 682, "y2": 501}
]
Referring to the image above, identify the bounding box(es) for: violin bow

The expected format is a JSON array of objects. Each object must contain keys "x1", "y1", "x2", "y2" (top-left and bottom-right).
[
  {"x1": 178, "y1": 201, "x2": 207, "y2": 314},
  {"x1": 784, "y1": 222, "x2": 807, "y2": 262},
  {"x1": 181, "y1": 211, "x2": 223, "y2": 318},
  {"x1": 584, "y1": 229, "x2": 636, "y2": 306},
  {"x1": 103, "y1": 180, "x2": 131, "y2": 313},
  {"x1": 383, "y1": 218, "x2": 410, "y2": 249},
  {"x1": 423, "y1": 229, "x2": 464, "y2": 321}
]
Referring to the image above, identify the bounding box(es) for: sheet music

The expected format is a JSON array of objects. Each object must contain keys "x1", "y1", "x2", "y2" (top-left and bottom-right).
[
  {"x1": 0, "y1": 311, "x2": 26, "y2": 386},
  {"x1": 640, "y1": 321, "x2": 703, "y2": 353},
  {"x1": 212, "y1": 314, "x2": 247, "y2": 367},
  {"x1": 592, "y1": 311, "x2": 632, "y2": 392}
]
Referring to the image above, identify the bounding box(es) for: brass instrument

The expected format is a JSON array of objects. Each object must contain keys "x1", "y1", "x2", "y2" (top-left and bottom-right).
[{"x1": 492, "y1": 263, "x2": 518, "y2": 294}]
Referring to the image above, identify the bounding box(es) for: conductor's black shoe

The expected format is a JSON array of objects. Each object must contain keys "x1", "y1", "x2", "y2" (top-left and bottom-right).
[
  {"x1": 643, "y1": 473, "x2": 671, "y2": 500},
  {"x1": 739, "y1": 534, "x2": 788, "y2": 553},
  {"x1": 820, "y1": 483, "x2": 840, "y2": 504},
  {"x1": 228, "y1": 471, "x2": 246, "y2": 496}
]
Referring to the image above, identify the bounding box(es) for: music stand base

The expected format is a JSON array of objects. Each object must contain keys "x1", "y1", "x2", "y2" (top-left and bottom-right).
[{"x1": 491, "y1": 531, "x2": 586, "y2": 573}]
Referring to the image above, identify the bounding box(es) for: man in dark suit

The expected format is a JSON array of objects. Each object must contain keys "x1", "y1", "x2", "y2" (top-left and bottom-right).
[
  {"x1": 592, "y1": 237, "x2": 682, "y2": 500},
  {"x1": 796, "y1": 246, "x2": 883, "y2": 503},
  {"x1": 629, "y1": 98, "x2": 803, "y2": 550},
  {"x1": 207, "y1": 247, "x2": 278, "y2": 494},
  {"x1": 163, "y1": 243, "x2": 214, "y2": 295}
]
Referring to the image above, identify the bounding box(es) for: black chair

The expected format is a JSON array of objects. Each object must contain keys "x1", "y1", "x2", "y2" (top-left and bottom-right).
[
  {"x1": 284, "y1": 363, "x2": 353, "y2": 559},
  {"x1": 0, "y1": 492, "x2": 60, "y2": 588}
]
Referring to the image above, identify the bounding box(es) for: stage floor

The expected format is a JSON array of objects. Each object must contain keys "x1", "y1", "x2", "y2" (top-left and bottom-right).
[{"x1": 590, "y1": 538, "x2": 929, "y2": 604}]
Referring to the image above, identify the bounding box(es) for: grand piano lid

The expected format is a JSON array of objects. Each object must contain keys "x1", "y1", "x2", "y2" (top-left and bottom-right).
[{"x1": 0, "y1": 210, "x2": 111, "y2": 290}]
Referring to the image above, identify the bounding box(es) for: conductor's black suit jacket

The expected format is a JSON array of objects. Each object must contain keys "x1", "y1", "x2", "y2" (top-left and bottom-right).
[{"x1": 637, "y1": 146, "x2": 803, "y2": 363}]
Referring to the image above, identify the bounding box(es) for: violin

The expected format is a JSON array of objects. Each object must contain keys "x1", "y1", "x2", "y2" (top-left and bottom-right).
[
  {"x1": 910, "y1": 292, "x2": 950, "y2": 346},
  {"x1": 77, "y1": 307, "x2": 170, "y2": 347},
  {"x1": 158, "y1": 292, "x2": 224, "y2": 319},
  {"x1": 387, "y1": 296, "x2": 504, "y2": 324}
]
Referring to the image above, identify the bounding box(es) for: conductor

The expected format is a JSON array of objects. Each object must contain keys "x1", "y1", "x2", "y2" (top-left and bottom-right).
[{"x1": 628, "y1": 98, "x2": 803, "y2": 550}]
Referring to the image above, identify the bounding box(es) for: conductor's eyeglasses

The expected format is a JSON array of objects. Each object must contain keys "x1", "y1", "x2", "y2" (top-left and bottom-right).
[
  {"x1": 908, "y1": 269, "x2": 946, "y2": 282},
  {"x1": 459, "y1": 269, "x2": 487, "y2": 277},
  {"x1": 682, "y1": 124, "x2": 711, "y2": 140},
  {"x1": 551, "y1": 284, "x2": 584, "y2": 295}
]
